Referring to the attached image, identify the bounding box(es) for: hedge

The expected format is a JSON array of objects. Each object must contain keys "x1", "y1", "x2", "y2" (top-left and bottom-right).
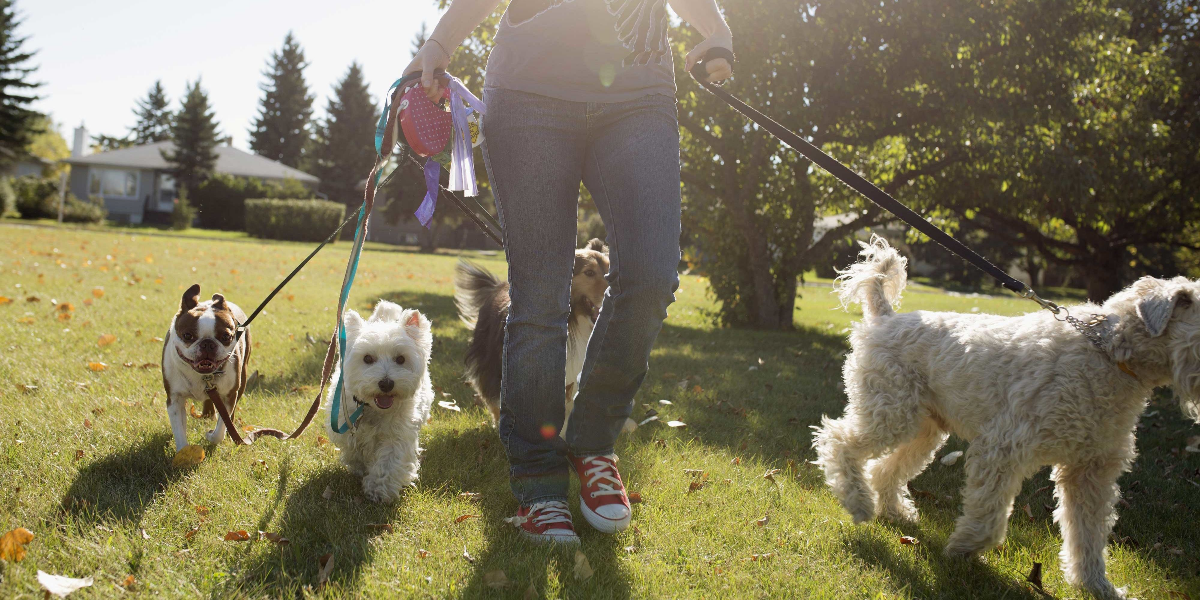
[
  {"x1": 244, "y1": 198, "x2": 345, "y2": 242},
  {"x1": 192, "y1": 174, "x2": 312, "y2": 231}
]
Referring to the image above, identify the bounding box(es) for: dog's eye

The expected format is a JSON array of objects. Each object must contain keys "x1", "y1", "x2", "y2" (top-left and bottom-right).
[
  {"x1": 585, "y1": 270, "x2": 596, "y2": 277},
  {"x1": 182, "y1": 332, "x2": 195, "y2": 342},
  {"x1": 395, "y1": 355, "x2": 406, "y2": 365},
  {"x1": 217, "y1": 333, "x2": 231, "y2": 344},
  {"x1": 363, "y1": 355, "x2": 376, "y2": 365}
]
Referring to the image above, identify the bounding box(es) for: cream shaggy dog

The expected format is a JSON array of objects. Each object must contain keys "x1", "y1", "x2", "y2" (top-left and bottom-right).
[
  {"x1": 324, "y1": 301, "x2": 434, "y2": 503},
  {"x1": 812, "y1": 236, "x2": 1200, "y2": 599}
]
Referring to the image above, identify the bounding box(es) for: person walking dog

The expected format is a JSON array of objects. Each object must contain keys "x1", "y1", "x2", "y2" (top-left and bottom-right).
[{"x1": 406, "y1": 0, "x2": 733, "y2": 543}]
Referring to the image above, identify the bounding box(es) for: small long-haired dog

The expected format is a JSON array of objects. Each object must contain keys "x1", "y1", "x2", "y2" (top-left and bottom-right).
[
  {"x1": 813, "y1": 236, "x2": 1200, "y2": 599},
  {"x1": 162, "y1": 284, "x2": 251, "y2": 452},
  {"x1": 324, "y1": 300, "x2": 434, "y2": 503},
  {"x1": 454, "y1": 238, "x2": 610, "y2": 432}
]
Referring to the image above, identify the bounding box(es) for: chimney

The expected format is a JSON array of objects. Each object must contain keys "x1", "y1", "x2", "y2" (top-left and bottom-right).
[{"x1": 72, "y1": 124, "x2": 90, "y2": 157}]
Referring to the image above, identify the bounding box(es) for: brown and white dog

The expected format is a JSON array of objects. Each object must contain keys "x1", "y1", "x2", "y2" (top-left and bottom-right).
[
  {"x1": 455, "y1": 238, "x2": 610, "y2": 433},
  {"x1": 162, "y1": 284, "x2": 251, "y2": 452}
]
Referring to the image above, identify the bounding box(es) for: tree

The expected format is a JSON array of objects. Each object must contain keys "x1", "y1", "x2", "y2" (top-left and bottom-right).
[
  {"x1": 162, "y1": 79, "x2": 221, "y2": 194},
  {"x1": 0, "y1": 0, "x2": 42, "y2": 166},
  {"x1": 311, "y1": 62, "x2": 379, "y2": 208},
  {"x1": 249, "y1": 32, "x2": 314, "y2": 168},
  {"x1": 130, "y1": 80, "x2": 173, "y2": 144},
  {"x1": 27, "y1": 115, "x2": 67, "y2": 176},
  {"x1": 91, "y1": 134, "x2": 134, "y2": 153}
]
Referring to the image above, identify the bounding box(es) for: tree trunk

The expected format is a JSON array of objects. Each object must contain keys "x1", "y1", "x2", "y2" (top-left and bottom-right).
[
  {"x1": 722, "y1": 135, "x2": 781, "y2": 329},
  {"x1": 1079, "y1": 248, "x2": 1123, "y2": 302}
]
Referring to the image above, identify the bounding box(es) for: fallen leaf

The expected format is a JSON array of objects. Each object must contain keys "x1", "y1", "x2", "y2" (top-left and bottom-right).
[
  {"x1": 140, "y1": 528, "x2": 149, "y2": 540},
  {"x1": 455, "y1": 514, "x2": 480, "y2": 524},
  {"x1": 525, "y1": 582, "x2": 539, "y2": 600},
  {"x1": 941, "y1": 450, "x2": 964, "y2": 466},
  {"x1": 0, "y1": 296, "x2": 10, "y2": 305},
  {"x1": 259, "y1": 531, "x2": 289, "y2": 546},
  {"x1": 459, "y1": 492, "x2": 481, "y2": 500},
  {"x1": 750, "y1": 553, "x2": 774, "y2": 561},
  {"x1": 628, "y1": 492, "x2": 643, "y2": 504},
  {"x1": 316, "y1": 435, "x2": 328, "y2": 447},
  {"x1": 57, "y1": 302, "x2": 74, "y2": 313},
  {"x1": 0, "y1": 527, "x2": 34, "y2": 562},
  {"x1": 462, "y1": 546, "x2": 475, "y2": 563},
  {"x1": 57, "y1": 312, "x2": 71, "y2": 322},
  {"x1": 121, "y1": 574, "x2": 137, "y2": 590},
  {"x1": 763, "y1": 468, "x2": 781, "y2": 483},
  {"x1": 150, "y1": 336, "x2": 163, "y2": 343},
  {"x1": 573, "y1": 550, "x2": 594, "y2": 581},
  {"x1": 87, "y1": 362, "x2": 108, "y2": 371},
  {"x1": 688, "y1": 480, "x2": 706, "y2": 493},
  {"x1": 437, "y1": 400, "x2": 461, "y2": 412},
  {"x1": 692, "y1": 385, "x2": 702, "y2": 394},
  {"x1": 756, "y1": 514, "x2": 770, "y2": 527},
  {"x1": 322, "y1": 486, "x2": 334, "y2": 500},
  {"x1": 1022, "y1": 503, "x2": 1033, "y2": 519},
  {"x1": 82, "y1": 419, "x2": 92, "y2": 429},
  {"x1": 20, "y1": 384, "x2": 37, "y2": 393},
  {"x1": 74, "y1": 450, "x2": 84, "y2": 461},
  {"x1": 172, "y1": 445, "x2": 205, "y2": 468},
  {"x1": 97, "y1": 334, "x2": 117, "y2": 347},
  {"x1": 223, "y1": 530, "x2": 251, "y2": 542},
  {"x1": 123, "y1": 361, "x2": 135, "y2": 368},
  {"x1": 83, "y1": 298, "x2": 92, "y2": 306},
  {"x1": 638, "y1": 415, "x2": 660, "y2": 426},
  {"x1": 195, "y1": 505, "x2": 210, "y2": 517},
  {"x1": 1026, "y1": 561, "x2": 1044, "y2": 590},
  {"x1": 26, "y1": 295, "x2": 40, "y2": 302},
  {"x1": 1185, "y1": 436, "x2": 1200, "y2": 453},
  {"x1": 900, "y1": 536, "x2": 920, "y2": 545},
  {"x1": 484, "y1": 570, "x2": 510, "y2": 589},
  {"x1": 92, "y1": 288, "x2": 104, "y2": 298},
  {"x1": 189, "y1": 404, "x2": 204, "y2": 418},
  {"x1": 316, "y1": 553, "x2": 334, "y2": 590},
  {"x1": 184, "y1": 525, "x2": 202, "y2": 540},
  {"x1": 666, "y1": 420, "x2": 687, "y2": 428},
  {"x1": 417, "y1": 548, "x2": 430, "y2": 558},
  {"x1": 37, "y1": 571, "x2": 94, "y2": 597}
]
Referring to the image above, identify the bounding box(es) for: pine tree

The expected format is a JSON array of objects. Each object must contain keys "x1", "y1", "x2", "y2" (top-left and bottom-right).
[
  {"x1": 130, "y1": 80, "x2": 173, "y2": 144},
  {"x1": 162, "y1": 79, "x2": 220, "y2": 194},
  {"x1": 311, "y1": 62, "x2": 379, "y2": 207},
  {"x1": 249, "y1": 32, "x2": 314, "y2": 168},
  {"x1": 0, "y1": 0, "x2": 43, "y2": 164}
]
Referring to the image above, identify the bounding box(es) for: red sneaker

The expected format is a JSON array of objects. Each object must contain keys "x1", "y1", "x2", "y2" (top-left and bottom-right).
[
  {"x1": 570, "y1": 454, "x2": 631, "y2": 533},
  {"x1": 504, "y1": 500, "x2": 579, "y2": 544}
]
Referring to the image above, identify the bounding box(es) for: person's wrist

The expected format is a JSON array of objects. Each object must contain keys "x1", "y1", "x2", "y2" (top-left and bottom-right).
[{"x1": 427, "y1": 37, "x2": 453, "y2": 61}]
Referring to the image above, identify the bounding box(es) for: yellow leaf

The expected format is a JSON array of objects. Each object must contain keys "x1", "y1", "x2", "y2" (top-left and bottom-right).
[
  {"x1": 316, "y1": 553, "x2": 334, "y2": 590},
  {"x1": 172, "y1": 444, "x2": 205, "y2": 468},
  {"x1": 87, "y1": 362, "x2": 108, "y2": 371},
  {"x1": 573, "y1": 550, "x2": 594, "y2": 581},
  {"x1": 0, "y1": 527, "x2": 34, "y2": 562},
  {"x1": 258, "y1": 531, "x2": 289, "y2": 545},
  {"x1": 92, "y1": 287, "x2": 104, "y2": 298},
  {"x1": 145, "y1": 256, "x2": 154, "y2": 263},
  {"x1": 484, "y1": 570, "x2": 510, "y2": 589},
  {"x1": 121, "y1": 575, "x2": 137, "y2": 590},
  {"x1": 57, "y1": 302, "x2": 74, "y2": 313},
  {"x1": 195, "y1": 506, "x2": 209, "y2": 517},
  {"x1": 97, "y1": 334, "x2": 117, "y2": 347},
  {"x1": 0, "y1": 296, "x2": 11, "y2": 305},
  {"x1": 57, "y1": 313, "x2": 71, "y2": 322}
]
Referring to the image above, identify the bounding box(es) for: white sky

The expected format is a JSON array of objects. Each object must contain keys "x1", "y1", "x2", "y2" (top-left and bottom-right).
[{"x1": 24, "y1": 0, "x2": 443, "y2": 151}]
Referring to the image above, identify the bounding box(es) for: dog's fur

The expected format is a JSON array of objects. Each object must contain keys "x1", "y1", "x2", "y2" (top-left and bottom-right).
[
  {"x1": 324, "y1": 300, "x2": 434, "y2": 503},
  {"x1": 455, "y1": 238, "x2": 610, "y2": 433},
  {"x1": 812, "y1": 236, "x2": 1200, "y2": 599},
  {"x1": 162, "y1": 284, "x2": 251, "y2": 452}
]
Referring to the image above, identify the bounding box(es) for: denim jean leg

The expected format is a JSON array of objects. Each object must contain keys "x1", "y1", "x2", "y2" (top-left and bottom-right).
[
  {"x1": 480, "y1": 88, "x2": 589, "y2": 504},
  {"x1": 565, "y1": 94, "x2": 682, "y2": 455}
]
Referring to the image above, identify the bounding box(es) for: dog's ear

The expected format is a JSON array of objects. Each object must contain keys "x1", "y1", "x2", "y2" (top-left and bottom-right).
[
  {"x1": 181, "y1": 284, "x2": 201, "y2": 311},
  {"x1": 343, "y1": 309, "x2": 365, "y2": 340},
  {"x1": 1135, "y1": 278, "x2": 1192, "y2": 337},
  {"x1": 585, "y1": 238, "x2": 608, "y2": 254},
  {"x1": 403, "y1": 309, "x2": 433, "y2": 355},
  {"x1": 404, "y1": 309, "x2": 430, "y2": 331},
  {"x1": 211, "y1": 293, "x2": 226, "y2": 310},
  {"x1": 369, "y1": 300, "x2": 405, "y2": 323}
]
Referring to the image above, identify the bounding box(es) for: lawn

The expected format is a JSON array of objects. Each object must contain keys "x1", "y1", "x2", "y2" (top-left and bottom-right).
[{"x1": 0, "y1": 222, "x2": 1197, "y2": 599}]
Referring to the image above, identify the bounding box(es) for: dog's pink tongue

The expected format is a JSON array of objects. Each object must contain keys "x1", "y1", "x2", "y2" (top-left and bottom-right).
[{"x1": 374, "y1": 395, "x2": 394, "y2": 409}]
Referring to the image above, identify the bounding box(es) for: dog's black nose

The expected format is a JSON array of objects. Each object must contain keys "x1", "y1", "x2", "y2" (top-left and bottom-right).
[
  {"x1": 199, "y1": 339, "x2": 217, "y2": 353},
  {"x1": 378, "y1": 378, "x2": 394, "y2": 392}
]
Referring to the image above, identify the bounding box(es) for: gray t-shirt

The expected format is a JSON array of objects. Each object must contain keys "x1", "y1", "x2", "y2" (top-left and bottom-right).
[{"x1": 484, "y1": 0, "x2": 677, "y2": 102}]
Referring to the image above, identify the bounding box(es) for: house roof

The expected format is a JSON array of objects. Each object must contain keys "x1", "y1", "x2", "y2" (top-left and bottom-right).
[{"x1": 64, "y1": 141, "x2": 319, "y2": 184}]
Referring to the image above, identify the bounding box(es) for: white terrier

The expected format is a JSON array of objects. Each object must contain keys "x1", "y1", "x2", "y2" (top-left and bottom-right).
[
  {"x1": 324, "y1": 300, "x2": 434, "y2": 503},
  {"x1": 812, "y1": 236, "x2": 1200, "y2": 599}
]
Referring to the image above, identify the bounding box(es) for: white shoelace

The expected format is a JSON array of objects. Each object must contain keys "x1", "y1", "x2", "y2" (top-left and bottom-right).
[
  {"x1": 505, "y1": 501, "x2": 573, "y2": 528},
  {"x1": 582, "y1": 455, "x2": 625, "y2": 498}
]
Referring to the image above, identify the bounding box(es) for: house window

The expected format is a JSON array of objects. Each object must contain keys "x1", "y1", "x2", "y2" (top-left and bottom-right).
[
  {"x1": 157, "y1": 174, "x2": 176, "y2": 210},
  {"x1": 88, "y1": 169, "x2": 139, "y2": 198}
]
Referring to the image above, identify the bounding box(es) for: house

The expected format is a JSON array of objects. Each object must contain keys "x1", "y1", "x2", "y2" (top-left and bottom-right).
[
  {"x1": 62, "y1": 126, "x2": 318, "y2": 224},
  {"x1": 1, "y1": 154, "x2": 54, "y2": 179}
]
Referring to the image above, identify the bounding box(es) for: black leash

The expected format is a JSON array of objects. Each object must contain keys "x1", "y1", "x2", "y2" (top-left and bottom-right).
[{"x1": 688, "y1": 49, "x2": 1062, "y2": 314}]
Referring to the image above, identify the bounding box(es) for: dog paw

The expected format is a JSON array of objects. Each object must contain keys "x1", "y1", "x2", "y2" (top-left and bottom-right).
[
  {"x1": 878, "y1": 501, "x2": 919, "y2": 524},
  {"x1": 204, "y1": 429, "x2": 224, "y2": 444},
  {"x1": 364, "y1": 485, "x2": 399, "y2": 504}
]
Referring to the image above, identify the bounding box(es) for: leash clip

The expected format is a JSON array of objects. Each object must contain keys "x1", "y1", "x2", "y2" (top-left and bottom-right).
[
  {"x1": 201, "y1": 373, "x2": 216, "y2": 391},
  {"x1": 1022, "y1": 289, "x2": 1062, "y2": 314}
]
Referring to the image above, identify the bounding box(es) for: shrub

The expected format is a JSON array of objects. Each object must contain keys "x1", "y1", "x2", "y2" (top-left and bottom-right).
[
  {"x1": 171, "y1": 189, "x2": 196, "y2": 230},
  {"x1": 11, "y1": 175, "x2": 59, "y2": 219},
  {"x1": 192, "y1": 174, "x2": 313, "y2": 231},
  {"x1": 0, "y1": 177, "x2": 16, "y2": 218},
  {"x1": 61, "y1": 195, "x2": 107, "y2": 224},
  {"x1": 245, "y1": 198, "x2": 345, "y2": 242}
]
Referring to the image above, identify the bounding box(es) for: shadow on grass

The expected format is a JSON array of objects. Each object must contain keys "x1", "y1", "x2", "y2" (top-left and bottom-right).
[{"x1": 57, "y1": 432, "x2": 180, "y2": 527}]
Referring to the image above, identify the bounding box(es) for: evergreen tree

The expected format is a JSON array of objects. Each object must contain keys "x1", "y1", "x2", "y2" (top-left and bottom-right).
[
  {"x1": 311, "y1": 62, "x2": 379, "y2": 207},
  {"x1": 0, "y1": 0, "x2": 42, "y2": 164},
  {"x1": 249, "y1": 32, "x2": 314, "y2": 168},
  {"x1": 130, "y1": 80, "x2": 173, "y2": 144},
  {"x1": 162, "y1": 79, "x2": 220, "y2": 194}
]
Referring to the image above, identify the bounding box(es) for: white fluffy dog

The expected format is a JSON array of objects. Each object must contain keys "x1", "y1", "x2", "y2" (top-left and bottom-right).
[
  {"x1": 324, "y1": 300, "x2": 434, "y2": 503},
  {"x1": 812, "y1": 236, "x2": 1200, "y2": 599}
]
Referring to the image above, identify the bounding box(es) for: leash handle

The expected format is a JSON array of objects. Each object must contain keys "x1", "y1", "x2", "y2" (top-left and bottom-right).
[{"x1": 689, "y1": 47, "x2": 736, "y2": 84}]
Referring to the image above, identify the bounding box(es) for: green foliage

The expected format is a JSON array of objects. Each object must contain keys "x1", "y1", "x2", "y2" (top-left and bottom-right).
[
  {"x1": 577, "y1": 211, "x2": 606, "y2": 248},
  {"x1": 171, "y1": 187, "x2": 195, "y2": 230},
  {"x1": 91, "y1": 133, "x2": 134, "y2": 153},
  {"x1": 130, "y1": 80, "x2": 173, "y2": 144},
  {"x1": 11, "y1": 174, "x2": 57, "y2": 218},
  {"x1": 162, "y1": 79, "x2": 221, "y2": 194},
  {"x1": 27, "y1": 115, "x2": 68, "y2": 177},
  {"x1": 62, "y1": 194, "x2": 106, "y2": 223},
  {"x1": 0, "y1": 0, "x2": 42, "y2": 166},
  {"x1": 311, "y1": 62, "x2": 379, "y2": 208},
  {"x1": 191, "y1": 173, "x2": 311, "y2": 231},
  {"x1": 244, "y1": 198, "x2": 343, "y2": 242},
  {"x1": 250, "y1": 32, "x2": 315, "y2": 169},
  {"x1": 0, "y1": 175, "x2": 16, "y2": 217}
]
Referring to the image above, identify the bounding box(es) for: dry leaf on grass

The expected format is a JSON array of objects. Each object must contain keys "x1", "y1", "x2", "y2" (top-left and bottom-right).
[
  {"x1": 316, "y1": 435, "x2": 329, "y2": 447},
  {"x1": 756, "y1": 514, "x2": 770, "y2": 527},
  {"x1": 624, "y1": 545, "x2": 637, "y2": 554},
  {"x1": 92, "y1": 288, "x2": 104, "y2": 298},
  {"x1": 37, "y1": 571, "x2": 93, "y2": 597},
  {"x1": 455, "y1": 514, "x2": 480, "y2": 524},
  {"x1": 172, "y1": 445, "x2": 205, "y2": 468},
  {"x1": 573, "y1": 550, "x2": 594, "y2": 581},
  {"x1": 437, "y1": 400, "x2": 461, "y2": 412},
  {"x1": 762, "y1": 468, "x2": 781, "y2": 483},
  {"x1": 1026, "y1": 561, "x2": 1043, "y2": 590},
  {"x1": 0, "y1": 527, "x2": 34, "y2": 562},
  {"x1": 223, "y1": 530, "x2": 251, "y2": 542},
  {"x1": 87, "y1": 362, "x2": 108, "y2": 372},
  {"x1": 97, "y1": 334, "x2": 117, "y2": 347},
  {"x1": 750, "y1": 553, "x2": 774, "y2": 561},
  {"x1": 1185, "y1": 436, "x2": 1200, "y2": 453},
  {"x1": 666, "y1": 420, "x2": 687, "y2": 428},
  {"x1": 940, "y1": 450, "x2": 964, "y2": 465},
  {"x1": 82, "y1": 419, "x2": 92, "y2": 429},
  {"x1": 140, "y1": 528, "x2": 149, "y2": 540},
  {"x1": 259, "y1": 531, "x2": 289, "y2": 546},
  {"x1": 316, "y1": 553, "x2": 334, "y2": 590},
  {"x1": 483, "y1": 570, "x2": 510, "y2": 589},
  {"x1": 322, "y1": 486, "x2": 334, "y2": 500},
  {"x1": 74, "y1": 450, "x2": 84, "y2": 461},
  {"x1": 184, "y1": 525, "x2": 202, "y2": 540},
  {"x1": 121, "y1": 574, "x2": 137, "y2": 590},
  {"x1": 899, "y1": 536, "x2": 920, "y2": 546},
  {"x1": 525, "y1": 582, "x2": 539, "y2": 600},
  {"x1": 1022, "y1": 503, "x2": 1034, "y2": 519},
  {"x1": 0, "y1": 296, "x2": 10, "y2": 305},
  {"x1": 367, "y1": 523, "x2": 394, "y2": 533},
  {"x1": 417, "y1": 548, "x2": 430, "y2": 559},
  {"x1": 628, "y1": 492, "x2": 643, "y2": 504},
  {"x1": 188, "y1": 404, "x2": 205, "y2": 418},
  {"x1": 462, "y1": 546, "x2": 475, "y2": 563}
]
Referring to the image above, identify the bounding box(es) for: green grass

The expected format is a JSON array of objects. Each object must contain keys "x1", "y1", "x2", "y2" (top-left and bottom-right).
[{"x1": 0, "y1": 223, "x2": 1197, "y2": 599}]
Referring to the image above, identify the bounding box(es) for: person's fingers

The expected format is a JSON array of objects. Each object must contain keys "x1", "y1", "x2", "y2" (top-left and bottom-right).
[
  {"x1": 684, "y1": 44, "x2": 704, "y2": 73},
  {"x1": 705, "y1": 58, "x2": 732, "y2": 83}
]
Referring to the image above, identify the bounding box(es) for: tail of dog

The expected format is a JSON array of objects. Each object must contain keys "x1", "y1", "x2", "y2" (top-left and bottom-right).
[
  {"x1": 454, "y1": 260, "x2": 505, "y2": 330},
  {"x1": 834, "y1": 235, "x2": 908, "y2": 320}
]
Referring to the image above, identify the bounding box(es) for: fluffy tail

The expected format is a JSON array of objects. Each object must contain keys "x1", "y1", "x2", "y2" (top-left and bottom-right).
[
  {"x1": 834, "y1": 235, "x2": 908, "y2": 320},
  {"x1": 454, "y1": 260, "x2": 504, "y2": 330}
]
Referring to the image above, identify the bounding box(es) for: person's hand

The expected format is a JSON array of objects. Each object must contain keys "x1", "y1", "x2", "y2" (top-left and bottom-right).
[
  {"x1": 403, "y1": 39, "x2": 452, "y2": 102},
  {"x1": 685, "y1": 30, "x2": 734, "y2": 83}
]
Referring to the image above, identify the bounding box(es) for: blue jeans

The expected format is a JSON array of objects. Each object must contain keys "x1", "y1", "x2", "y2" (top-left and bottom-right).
[{"x1": 480, "y1": 88, "x2": 681, "y2": 506}]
